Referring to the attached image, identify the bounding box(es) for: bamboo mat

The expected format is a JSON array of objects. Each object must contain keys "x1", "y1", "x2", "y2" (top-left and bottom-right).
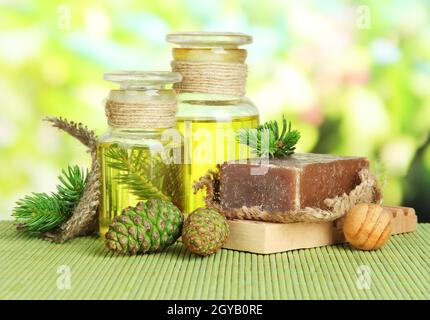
[{"x1": 0, "y1": 221, "x2": 429, "y2": 300}]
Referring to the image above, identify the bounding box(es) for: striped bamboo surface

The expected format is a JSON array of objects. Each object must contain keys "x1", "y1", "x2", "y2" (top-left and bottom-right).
[{"x1": 0, "y1": 221, "x2": 429, "y2": 300}]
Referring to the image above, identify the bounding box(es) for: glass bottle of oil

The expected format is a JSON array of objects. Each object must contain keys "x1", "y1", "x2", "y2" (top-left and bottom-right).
[
  {"x1": 166, "y1": 32, "x2": 259, "y2": 214},
  {"x1": 98, "y1": 71, "x2": 184, "y2": 236}
]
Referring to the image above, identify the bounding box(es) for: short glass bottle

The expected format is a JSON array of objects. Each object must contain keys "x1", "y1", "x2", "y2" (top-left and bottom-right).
[
  {"x1": 98, "y1": 71, "x2": 184, "y2": 236},
  {"x1": 166, "y1": 32, "x2": 260, "y2": 213}
]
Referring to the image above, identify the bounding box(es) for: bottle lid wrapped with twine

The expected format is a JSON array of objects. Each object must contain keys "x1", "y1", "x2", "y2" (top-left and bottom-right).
[
  {"x1": 104, "y1": 71, "x2": 182, "y2": 129},
  {"x1": 167, "y1": 32, "x2": 252, "y2": 96}
]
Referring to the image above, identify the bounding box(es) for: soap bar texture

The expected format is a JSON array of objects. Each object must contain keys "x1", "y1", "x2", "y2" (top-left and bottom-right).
[{"x1": 220, "y1": 153, "x2": 369, "y2": 213}]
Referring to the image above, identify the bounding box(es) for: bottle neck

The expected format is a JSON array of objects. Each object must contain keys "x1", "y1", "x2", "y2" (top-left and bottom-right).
[
  {"x1": 107, "y1": 127, "x2": 169, "y2": 140},
  {"x1": 108, "y1": 88, "x2": 176, "y2": 103},
  {"x1": 110, "y1": 127, "x2": 164, "y2": 133},
  {"x1": 176, "y1": 92, "x2": 245, "y2": 103},
  {"x1": 104, "y1": 90, "x2": 178, "y2": 130},
  {"x1": 171, "y1": 48, "x2": 248, "y2": 97},
  {"x1": 172, "y1": 47, "x2": 247, "y2": 63}
]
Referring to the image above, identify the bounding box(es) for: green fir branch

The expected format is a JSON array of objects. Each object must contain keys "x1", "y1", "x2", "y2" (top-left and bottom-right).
[
  {"x1": 105, "y1": 145, "x2": 170, "y2": 201},
  {"x1": 12, "y1": 165, "x2": 87, "y2": 234},
  {"x1": 163, "y1": 161, "x2": 184, "y2": 207},
  {"x1": 57, "y1": 165, "x2": 88, "y2": 209},
  {"x1": 13, "y1": 193, "x2": 65, "y2": 234},
  {"x1": 237, "y1": 115, "x2": 301, "y2": 158}
]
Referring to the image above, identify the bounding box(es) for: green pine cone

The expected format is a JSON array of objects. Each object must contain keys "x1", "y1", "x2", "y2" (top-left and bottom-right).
[
  {"x1": 105, "y1": 199, "x2": 183, "y2": 255},
  {"x1": 182, "y1": 207, "x2": 229, "y2": 257}
]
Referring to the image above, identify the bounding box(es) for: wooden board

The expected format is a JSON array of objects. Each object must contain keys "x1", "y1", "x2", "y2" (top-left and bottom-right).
[{"x1": 222, "y1": 205, "x2": 418, "y2": 254}]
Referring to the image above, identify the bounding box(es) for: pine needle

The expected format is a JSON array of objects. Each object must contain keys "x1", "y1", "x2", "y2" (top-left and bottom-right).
[
  {"x1": 237, "y1": 114, "x2": 301, "y2": 158},
  {"x1": 13, "y1": 165, "x2": 87, "y2": 234},
  {"x1": 57, "y1": 165, "x2": 88, "y2": 209},
  {"x1": 14, "y1": 193, "x2": 64, "y2": 234},
  {"x1": 105, "y1": 145, "x2": 171, "y2": 201}
]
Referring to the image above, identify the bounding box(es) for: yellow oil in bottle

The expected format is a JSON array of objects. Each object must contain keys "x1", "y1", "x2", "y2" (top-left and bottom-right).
[
  {"x1": 98, "y1": 142, "x2": 184, "y2": 236},
  {"x1": 177, "y1": 115, "x2": 259, "y2": 213}
]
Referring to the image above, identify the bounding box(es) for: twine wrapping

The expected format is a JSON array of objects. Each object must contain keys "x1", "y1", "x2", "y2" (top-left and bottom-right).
[
  {"x1": 194, "y1": 167, "x2": 383, "y2": 223},
  {"x1": 105, "y1": 100, "x2": 177, "y2": 129},
  {"x1": 171, "y1": 61, "x2": 247, "y2": 96}
]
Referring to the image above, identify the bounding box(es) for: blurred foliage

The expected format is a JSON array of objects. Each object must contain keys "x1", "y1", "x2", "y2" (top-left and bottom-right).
[{"x1": 0, "y1": 0, "x2": 429, "y2": 220}]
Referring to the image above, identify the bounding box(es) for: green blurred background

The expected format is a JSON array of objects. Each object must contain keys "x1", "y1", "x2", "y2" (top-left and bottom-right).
[{"x1": 1, "y1": 0, "x2": 429, "y2": 221}]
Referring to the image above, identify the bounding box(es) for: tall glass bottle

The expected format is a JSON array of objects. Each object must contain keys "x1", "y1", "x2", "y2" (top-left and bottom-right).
[
  {"x1": 98, "y1": 71, "x2": 184, "y2": 236},
  {"x1": 166, "y1": 32, "x2": 259, "y2": 213}
]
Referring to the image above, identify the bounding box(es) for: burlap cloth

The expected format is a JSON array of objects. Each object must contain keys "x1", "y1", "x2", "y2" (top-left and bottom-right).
[{"x1": 43, "y1": 117, "x2": 100, "y2": 243}]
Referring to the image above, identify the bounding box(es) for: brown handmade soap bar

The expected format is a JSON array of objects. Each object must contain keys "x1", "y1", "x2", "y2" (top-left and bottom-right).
[{"x1": 220, "y1": 153, "x2": 369, "y2": 212}]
